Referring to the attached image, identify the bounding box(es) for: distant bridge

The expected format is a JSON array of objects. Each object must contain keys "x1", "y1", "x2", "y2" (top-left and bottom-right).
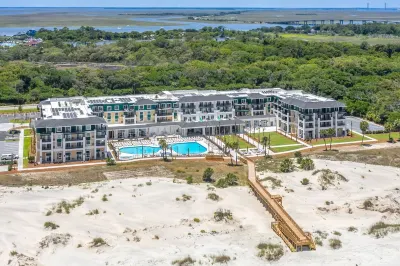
[{"x1": 274, "y1": 20, "x2": 400, "y2": 26}]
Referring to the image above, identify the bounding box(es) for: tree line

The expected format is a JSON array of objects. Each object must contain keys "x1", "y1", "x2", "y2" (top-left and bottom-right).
[{"x1": 0, "y1": 27, "x2": 399, "y2": 124}]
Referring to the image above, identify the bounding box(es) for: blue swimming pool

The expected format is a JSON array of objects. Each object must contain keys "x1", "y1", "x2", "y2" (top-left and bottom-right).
[{"x1": 119, "y1": 142, "x2": 207, "y2": 156}]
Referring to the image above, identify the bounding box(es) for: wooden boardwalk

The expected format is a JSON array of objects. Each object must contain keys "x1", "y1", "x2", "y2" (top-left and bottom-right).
[{"x1": 247, "y1": 159, "x2": 316, "y2": 252}]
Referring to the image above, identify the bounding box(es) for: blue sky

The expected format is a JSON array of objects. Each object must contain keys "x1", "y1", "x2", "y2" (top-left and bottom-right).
[{"x1": 2, "y1": 1, "x2": 399, "y2": 8}]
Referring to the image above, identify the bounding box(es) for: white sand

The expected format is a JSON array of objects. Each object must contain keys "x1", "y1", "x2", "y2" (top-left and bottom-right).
[
  {"x1": 258, "y1": 159, "x2": 400, "y2": 266},
  {"x1": 1, "y1": 159, "x2": 400, "y2": 266},
  {"x1": 0, "y1": 178, "x2": 278, "y2": 266}
]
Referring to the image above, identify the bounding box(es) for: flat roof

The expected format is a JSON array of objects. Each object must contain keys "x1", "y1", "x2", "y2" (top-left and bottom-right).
[{"x1": 34, "y1": 116, "x2": 106, "y2": 128}]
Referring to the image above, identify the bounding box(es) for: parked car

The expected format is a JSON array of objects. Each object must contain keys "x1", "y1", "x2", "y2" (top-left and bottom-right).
[
  {"x1": 1, "y1": 154, "x2": 19, "y2": 161},
  {"x1": 8, "y1": 129, "x2": 21, "y2": 135}
]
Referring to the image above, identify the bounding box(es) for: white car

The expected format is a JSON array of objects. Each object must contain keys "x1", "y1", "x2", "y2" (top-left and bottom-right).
[{"x1": 1, "y1": 154, "x2": 19, "y2": 161}]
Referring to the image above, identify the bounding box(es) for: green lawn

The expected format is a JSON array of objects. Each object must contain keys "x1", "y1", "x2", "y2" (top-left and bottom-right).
[
  {"x1": 218, "y1": 135, "x2": 255, "y2": 149},
  {"x1": 281, "y1": 33, "x2": 400, "y2": 45},
  {"x1": 367, "y1": 133, "x2": 399, "y2": 142},
  {"x1": 0, "y1": 108, "x2": 37, "y2": 114},
  {"x1": 308, "y1": 134, "x2": 364, "y2": 146},
  {"x1": 271, "y1": 145, "x2": 305, "y2": 153},
  {"x1": 249, "y1": 131, "x2": 299, "y2": 146},
  {"x1": 10, "y1": 119, "x2": 30, "y2": 124},
  {"x1": 24, "y1": 129, "x2": 33, "y2": 136},
  {"x1": 23, "y1": 136, "x2": 32, "y2": 168}
]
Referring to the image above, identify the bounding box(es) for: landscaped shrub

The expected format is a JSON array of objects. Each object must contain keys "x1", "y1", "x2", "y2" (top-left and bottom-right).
[
  {"x1": 279, "y1": 158, "x2": 294, "y2": 173},
  {"x1": 186, "y1": 175, "x2": 193, "y2": 184},
  {"x1": 300, "y1": 158, "x2": 315, "y2": 171},
  {"x1": 202, "y1": 168, "x2": 214, "y2": 182},
  {"x1": 215, "y1": 173, "x2": 239, "y2": 188}
]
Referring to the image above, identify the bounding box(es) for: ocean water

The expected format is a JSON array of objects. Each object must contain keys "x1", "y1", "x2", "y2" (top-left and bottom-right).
[{"x1": 0, "y1": 7, "x2": 398, "y2": 36}]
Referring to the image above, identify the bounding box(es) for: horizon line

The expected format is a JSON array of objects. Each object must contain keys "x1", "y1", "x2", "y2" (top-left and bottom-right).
[{"x1": 0, "y1": 6, "x2": 399, "y2": 9}]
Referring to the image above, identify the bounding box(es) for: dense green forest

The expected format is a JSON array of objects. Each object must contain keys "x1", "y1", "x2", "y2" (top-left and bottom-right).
[{"x1": 0, "y1": 26, "x2": 400, "y2": 124}]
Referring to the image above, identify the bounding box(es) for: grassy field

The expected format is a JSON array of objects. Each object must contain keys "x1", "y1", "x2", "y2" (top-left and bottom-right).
[
  {"x1": 10, "y1": 119, "x2": 30, "y2": 124},
  {"x1": 249, "y1": 131, "x2": 299, "y2": 146},
  {"x1": 315, "y1": 147, "x2": 400, "y2": 168},
  {"x1": 0, "y1": 108, "x2": 38, "y2": 114},
  {"x1": 218, "y1": 135, "x2": 254, "y2": 149},
  {"x1": 367, "y1": 133, "x2": 399, "y2": 142},
  {"x1": 0, "y1": 13, "x2": 181, "y2": 27},
  {"x1": 0, "y1": 159, "x2": 248, "y2": 187},
  {"x1": 23, "y1": 136, "x2": 32, "y2": 168},
  {"x1": 24, "y1": 129, "x2": 33, "y2": 136},
  {"x1": 271, "y1": 145, "x2": 305, "y2": 153},
  {"x1": 190, "y1": 9, "x2": 400, "y2": 23},
  {"x1": 308, "y1": 134, "x2": 365, "y2": 146},
  {"x1": 280, "y1": 33, "x2": 400, "y2": 45}
]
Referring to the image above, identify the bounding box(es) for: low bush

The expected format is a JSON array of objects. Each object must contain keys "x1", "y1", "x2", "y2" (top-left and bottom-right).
[
  {"x1": 90, "y1": 237, "x2": 107, "y2": 247},
  {"x1": 207, "y1": 193, "x2": 221, "y2": 201},
  {"x1": 193, "y1": 218, "x2": 200, "y2": 223},
  {"x1": 257, "y1": 243, "x2": 284, "y2": 261},
  {"x1": 186, "y1": 176, "x2": 193, "y2": 184},
  {"x1": 368, "y1": 222, "x2": 400, "y2": 238},
  {"x1": 300, "y1": 158, "x2": 315, "y2": 171},
  {"x1": 86, "y1": 209, "x2": 100, "y2": 215},
  {"x1": 329, "y1": 238, "x2": 342, "y2": 249},
  {"x1": 280, "y1": 158, "x2": 294, "y2": 173},
  {"x1": 215, "y1": 173, "x2": 238, "y2": 188},
  {"x1": 214, "y1": 209, "x2": 233, "y2": 222},
  {"x1": 348, "y1": 226, "x2": 358, "y2": 232},
  {"x1": 172, "y1": 256, "x2": 195, "y2": 266},
  {"x1": 44, "y1": 222, "x2": 59, "y2": 230},
  {"x1": 300, "y1": 178, "x2": 309, "y2": 185},
  {"x1": 102, "y1": 194, "x2": 108, "y2": 202},
  {"x1": 212, "y1": 255, "x2": 231, "y2": 263}
]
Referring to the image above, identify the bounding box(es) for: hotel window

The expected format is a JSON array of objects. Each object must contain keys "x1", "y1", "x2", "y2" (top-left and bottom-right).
[
  {"x1": 56, "y1": 127, "x2": 62, "y2": 133},
  {"x1": 241, "y1": 99, "x2": 246, "y2": 104},
  {"x1": 147, "y1": 105, "x2": 152, "y2": 110},
  {"x1": 123, "y1": 105, "x2": 128, "y2": 110},
  {"x1": 115, "y1": 105, "x2": 119, "y2": 111},
  {"x1": 107, "y1": 113, "x2": 111, "y2": 120},
  {"x1": 147, "y1": 112, "x2": 151, "y2": 121},
  {"x1": 139, "y1": 105, "x2": 144, "y2": 110},
  {"x1": 98, "y1": 106, "x2": 103, "y2": 111},
  {"x1": 234, "y1": 99, "x2": 238, "y2": 103},
  {"x1": 115, "y1": 114, "x2": 119, "y2": 121},
  {"x1": 139, "y1": 112, "x2": 144, "y2": 121},
  {"x1": 107, "y1": 106, "x2": 112, "y2": 111}
]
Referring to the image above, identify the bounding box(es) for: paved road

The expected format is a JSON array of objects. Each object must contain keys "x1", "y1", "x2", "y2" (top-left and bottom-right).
[{"x1": 345, "y1": 116, "x2": 384, "y2": 133}]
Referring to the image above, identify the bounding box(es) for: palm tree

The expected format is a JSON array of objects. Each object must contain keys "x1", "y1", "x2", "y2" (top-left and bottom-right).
[
  {"x1": 395, "y1": 119, "x2": 400, "y2": 141},
  {"x1": 225, "y1": 141, "x2": 234, "y2": 166},
  {"x1": 232, "y1": 141, "x2": 239, "y2": 166},
  {"x1": 384, "y1": 122, "x2": 394, "y2": 142},
  {"x1": 360, "y1": 120, "x2": 369, "y2": 145},
  {"x1": 320, "y1": 129, "x2": 328, "y2": 151},
  {"x1": 326, "y1": 128, "x2": 336, "y2": 150},
  {"x1": 261, "y1": 136, "x2": 269, "y2": 157},
  {"x1": 158, "y1": 139, "x2": 168, "y2": 160}
]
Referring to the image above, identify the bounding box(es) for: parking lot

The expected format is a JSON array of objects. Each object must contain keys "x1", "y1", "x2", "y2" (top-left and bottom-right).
[
  {"x1": 0, "y1": 123, "x2": 20, "y2": 160},
  {"x1": 345, "y1": 116, "x2": 384, "y2": 133},
  {"x1": 0, "y1": 112, "x2": 40, "y2": 123}
]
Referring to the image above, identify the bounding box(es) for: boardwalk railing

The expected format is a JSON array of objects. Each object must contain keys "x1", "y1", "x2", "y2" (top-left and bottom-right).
[{"x1": 247, "y1": 159, "x2": 316, "y2": 252}]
